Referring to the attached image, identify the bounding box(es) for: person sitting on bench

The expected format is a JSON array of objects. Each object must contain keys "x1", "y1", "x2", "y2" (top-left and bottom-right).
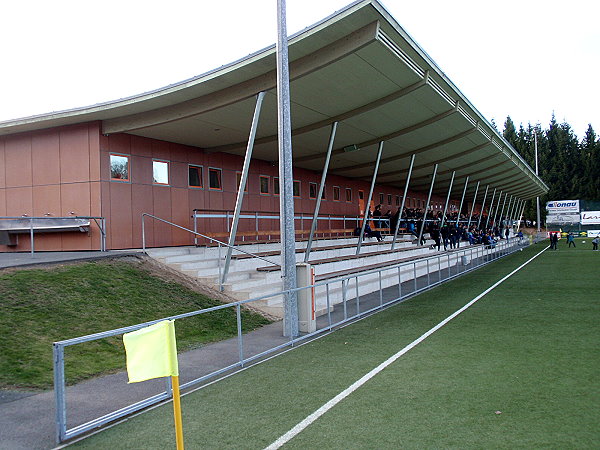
[{"x1": 354, "y1": 224, "x2": 383, "y2": 242}]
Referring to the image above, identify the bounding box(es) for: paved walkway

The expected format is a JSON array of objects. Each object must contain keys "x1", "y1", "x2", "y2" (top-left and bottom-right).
[{"x1": 0, "y1": 250, "x2": 143, "y2": 269}]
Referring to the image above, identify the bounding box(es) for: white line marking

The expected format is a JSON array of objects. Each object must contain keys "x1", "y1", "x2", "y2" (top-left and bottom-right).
[{"x1": 265, "y1": 246, "x2": 548, "y2": 450}]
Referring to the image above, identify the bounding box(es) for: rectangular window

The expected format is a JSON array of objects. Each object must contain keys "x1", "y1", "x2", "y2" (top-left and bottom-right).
[
  {"x1": 309, "y1": 182, "x2": 317, "y2": 199},
  {"x1": 333, "y1": 186, "x2": 340, "y2": 201},
  {"x1": 293, "y1": 180, "x2": 301, "y2": 198},
  {"x1": 260, "y1": 175, "x2": 270, "y2": 195},
  {"x1": 346, "y1": 188, "x2": 352, "y2": 202},
  {"x1": 395, "y1": 195, "x2": 400, "y2": 206},
  {"x1": 110, "y1": 153, "x2": 129, "y2": 181},
  {"x1": 153, "y1": 160, "x2": 169, "y2": 185},
  {"x1": 209, "y1": 168, "x2": 222, "y2": 190},
  {"x1": 321, "y1": 184, "x2": 326, "y2": 200},
  {"x1": 273, "y1": 177, "x2": 280, "y2": 195},
  {"x1": 188, "y1": 164, "x2": 203, "y2": 188},
  {"x1": 387, "y1": 194, "x2": 392, "y2": 206},
  {"x1": 358, "y1": 190, "x2": 364, "y2": 200},
  {"x1": 379, "y1": 193, "x2": 384, "y2": 205}
]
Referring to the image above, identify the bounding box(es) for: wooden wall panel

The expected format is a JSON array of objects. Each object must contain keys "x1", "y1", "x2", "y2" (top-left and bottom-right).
[
  {"x1": 171, "y1": 188, "x2": 192, "y2": 245},
  {"x1": 6, "y1": 187, "x2": 33, "y2": 216},
  {"x1": 60, "y1": 183, "x2": 91, "y2": 217},
  {"x1": 88, "y1": 123, "x2": 101, "y2": 181},
  {"x1": 33, "y1": 185, "x2": 61, "y2": 217},
  {"x1": 32, "y1": 131, "x2": 61, "y2": 186},
  {"x1": 130, "y1": 135, "x2": 152, "y2": 158},
  {"x1": 59, "y1": 125, "x2": 90, "y2": 183},
  {"x1": 131, "y1": 184, "x2": 154, "y2": 248},
  {"x1": 5, "y1": 135, "x2": 32, "y2": 188},
  {"x1": 109, "y1": 182, "x2": 133, "y2": 249},
  {"x1": 152, "y1": 186, "x2": 172, "y2": 247},
  {"x1": 0, "y1": 189, "x2": 6, "y2": 216},
  {"x1": 131, "y1": 155, "x2": 152, "y2": 185},
  {"x1": 0, "y1": 139, "x2": 6, "y2": 188}
]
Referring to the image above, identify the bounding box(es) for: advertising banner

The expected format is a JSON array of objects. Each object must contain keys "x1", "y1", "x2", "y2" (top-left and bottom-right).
[
  {"x1": 546, "y1": 200, "x2": 580, "y2": 214},
  {"x1": 580, "y1": 211, "x2": 600, "y2": 225},
  {"x1": 584, "y1": 230, "x2": 600, "y2": 237},
  {"x1": 545, "y1": 214, "x2": 580, "y2": 225}
]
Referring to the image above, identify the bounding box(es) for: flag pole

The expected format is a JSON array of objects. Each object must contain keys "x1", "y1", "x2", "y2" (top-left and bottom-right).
[{"x1": 172, "y1": 375, "x2": 184, "y2": 450}]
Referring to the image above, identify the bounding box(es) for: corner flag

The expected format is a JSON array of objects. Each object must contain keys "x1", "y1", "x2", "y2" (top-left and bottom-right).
[{"x1": 123, "y1": 320, "x2": 178, "y2": 383}]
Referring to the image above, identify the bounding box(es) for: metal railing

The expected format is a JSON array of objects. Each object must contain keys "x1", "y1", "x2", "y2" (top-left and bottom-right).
[
  {"x1": 0, "y1": 216, "x2": 106, "y2": 254},
  {"x1": 53, "y1": 236, "x2": 528, "y2": 443},
  {"x1": 141, "y1": 213, "x2": 278, "y2": 290}
]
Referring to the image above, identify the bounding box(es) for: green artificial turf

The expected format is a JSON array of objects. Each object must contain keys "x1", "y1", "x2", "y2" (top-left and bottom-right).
[
  {"x1": 73, "y1": 243, "x2": 600, "y2": 449},
  {"x1": 0, "y1": 259, "x2": 271, "y2": 389}
]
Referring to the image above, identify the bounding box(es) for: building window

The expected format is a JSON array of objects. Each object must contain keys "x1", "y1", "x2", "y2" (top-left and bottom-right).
[
  {"x1": 209, "y1": 168, "x2": 222, "y2": 190},
  {"x1": 333, "y1": 186, "x2": 340, "y2": 201},
  {"x1": 309, "y1": 182, "x2": 317, "y2": 199},
  {"x1": 273, "y1": 177, "x2": 280, "y2": 195},
  {"x1": 396, "y1": 195, "x2": 400, "y2": 206},
  {"x1": 153, "y1": 160, "x2": 169, "y2": 185},
  {"x1": 260, "y1": 175, "x2": 270, "y2": 195},
  {"x1": 293, "y1": 180, "x2": 301, "y2": 197},
  {"x1": 346, "y1": 188, "x2": 352, "y2": 202},
  {"x1": 358, "y1": 190, "x2": 364, "y2": 200},
  {"x1": 379, "y1": 193, "x2": 384, "y2": 205},
  {"x1": 188, "y1": 164, "x2": 203, "y2": 188},
  {"x1": 110, "y1": 154, "x2": 129, "y2": 181},
  {"x1": 387, "y1": 194, "x2": 392, "y2": 205},
  {"x1": 235, "y1": 172, "x2": 248, "y2": 192}
]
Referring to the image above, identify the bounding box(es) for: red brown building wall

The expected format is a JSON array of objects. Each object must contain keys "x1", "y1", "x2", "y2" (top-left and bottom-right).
[
  {"x1": 1, "y1": 122, "x2": 454, "y2": 252},
  {"x1": 0, "y1": 122, "x2": 102, "y2": 252}
]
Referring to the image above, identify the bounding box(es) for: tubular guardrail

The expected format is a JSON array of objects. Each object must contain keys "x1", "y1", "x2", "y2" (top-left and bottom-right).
[
  {"x1": 53, "y1": 236, "x2": 527, "y2": 444},
  {"x1": 141, "y1": 213, "x2": 278, "y2": 290},
  {"x1": 0, "y1": 216, "x2": 106, "y2": 254}
]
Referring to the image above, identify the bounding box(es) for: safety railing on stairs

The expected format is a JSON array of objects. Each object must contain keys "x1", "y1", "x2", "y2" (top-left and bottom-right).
[{"x1": 141, "y1": 213, "x2": 278, "y2": 290}]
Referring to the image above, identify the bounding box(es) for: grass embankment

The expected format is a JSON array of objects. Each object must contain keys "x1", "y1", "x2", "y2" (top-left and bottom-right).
[
  {"x1": 74, "y1": 242, "x2": 600, "y2": 448},
  {"x1": 0, "y1": 259, "x2": 271, "y2": 389}
]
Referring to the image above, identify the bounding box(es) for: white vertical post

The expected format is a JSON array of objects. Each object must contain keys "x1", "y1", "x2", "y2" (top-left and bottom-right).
[
  {"x1": 440, "y1": 171, "x2": 456, "y2": 229},
  {"x1": 357, "y1": 142, "x2": 385, "y2": 255},
  {"x1": 391, "y1": 154, "x2": 415, "y2": 250},
  {"x1": 477, "y1": 185, "x2": 489, "y2": 230},
  {"x1": 417, "y1": 164, "x2": 438, "y2": 245}
]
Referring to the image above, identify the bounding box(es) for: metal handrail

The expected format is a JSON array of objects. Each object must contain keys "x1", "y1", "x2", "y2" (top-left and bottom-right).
[
  {"x1": 141, "y1": 214, "x2": 278, "y2": 289},
  {"x1": 0, "y1": 215, "x2": 106, "y2": 254}
]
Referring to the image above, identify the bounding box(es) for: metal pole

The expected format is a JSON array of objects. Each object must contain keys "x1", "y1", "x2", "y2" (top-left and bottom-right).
[
  {"x1": 485, "y1": 188, "x2": 497, "y2": 230},
  {"x1": 30, "y1": 217, "x2": 34, "y2": 255},
  {"x1": 456, "y1": 176, "x2": 469, "y2": 226},
  {"x1": 498, "y1": 194, "x2": 509, "y2": 229},
  {"x1": 439, "y1": 171, "x2": 456, "y2": 229},
  {"x1": 466, "y1": 181, "x2": 480, "y2": 230},
  {"x1": 276, "y1": 0, "x2": 298, "y2": 337},
  {"x1": 417, "y1": 164, "x2": 438, "y2": 246},
  {"x1": 494, "y1": 192, "x2": 506, "y2": 228},
  {"x1": 477, "y1": 185, "x2": 489, "y2": 231},
  {"x1": 517, "y1": 201, "x2": 526, "y2": 232},
  {"x1": 141, "y1": 214, "x2": 146, "y2": 252},
  {"x1": 391, "y1": 154, "x2": 415, "y2": 250},
  {"x1": 53, "y1": 343, "x2": 66, "y2": 443},
  {"x1": 305, "y1": 122, "x2": 338, "y2": 262},
  {"x1": 534, "y1": 129, "x2": 541, "y2": 232},
  {"x1": 357, "y1": 141, "x2": 385, "y2": 255},
  {"x1": 222, "y1": 91, "x2": 266, "y2": 286}
]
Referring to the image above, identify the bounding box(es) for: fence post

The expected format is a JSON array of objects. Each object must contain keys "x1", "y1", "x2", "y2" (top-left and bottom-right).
[
  {"x1": 53, "y1": 343, "x2": 66, "y2": 443},
  {"x1": 236, "y1": 304, "x2": 244, "y2": 367},
  {"x1": 30, "y1": 217, "x2": 34, "y2": 255}
]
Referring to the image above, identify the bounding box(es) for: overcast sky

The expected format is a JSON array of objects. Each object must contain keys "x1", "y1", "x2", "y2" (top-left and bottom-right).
[{"x1": 1, "y1": 0, "x2": 598, "y2": 139}]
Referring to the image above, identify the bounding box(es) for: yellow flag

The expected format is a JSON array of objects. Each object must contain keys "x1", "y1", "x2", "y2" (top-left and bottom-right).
[{"x1": 123, "y1": 320, "x2": 179, "y2": 383}]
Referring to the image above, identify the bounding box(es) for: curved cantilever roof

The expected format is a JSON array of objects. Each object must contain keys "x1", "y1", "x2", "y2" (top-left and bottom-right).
[{"x1": 0, "y1": 0, "x2": 547, "y2": 199}]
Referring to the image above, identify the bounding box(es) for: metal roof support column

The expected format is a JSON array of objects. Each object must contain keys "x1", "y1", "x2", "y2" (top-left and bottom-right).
[
  {"x1": 456, "y1": 176, "x2": 470, "y2": 226},
  {"x1": 391, "y1": 153, "x2": 415, "y2": 250},
  {"x1": 357, "y1": 141, "x2": 384, "y2": 255},
  {"x1": 466, "y1": 181, "x2": 480, "y2": 230},
  {"x1": 505, "y1": 196, "x2": 515, "y2": 227},
  {"x1": 517, "y1": 201, "x2": 527, "y2": 232},
  {"x1": 501, "y1": 195, "x2": 511, "y2": 228},
  {"x1": 490, "y1": 191, "x2": 503, "y2": 228},
  {"x1": 485, "y1": 188, "x2": 497, "y2": 230},
  {"x1": 477, "y1": 185, "x2": 489, "y2": 230},
  {"x1": 221, "y1": 91, "x2": 266, "y2": 286},
  {"x1": 496, "y1": 192, "x2": 508, "y2": 228},
  {"x1": 304, "y1": 122, "x2": 338, "y2": 262},
  {"x1": 439, "y1": 171, "x2": 456, "y2": 229},
  {"x1": 277, "y1": 0, "x2": 298, "y2": 338},
  {"x1": 417, "y1": 164, "x2": 438, "y2": 246}
]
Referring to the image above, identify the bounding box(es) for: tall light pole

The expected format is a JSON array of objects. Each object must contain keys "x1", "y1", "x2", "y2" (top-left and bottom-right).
[{"x1": 534, "y1": 127, "x2": 541, "y2": 233}]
